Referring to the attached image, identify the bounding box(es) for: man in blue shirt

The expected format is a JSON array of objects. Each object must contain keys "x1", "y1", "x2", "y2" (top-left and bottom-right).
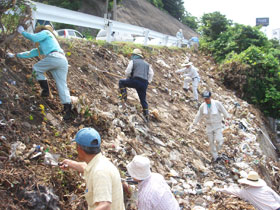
[{"x1": 7, "y1": 25, "x2": 72, "y2": 120}]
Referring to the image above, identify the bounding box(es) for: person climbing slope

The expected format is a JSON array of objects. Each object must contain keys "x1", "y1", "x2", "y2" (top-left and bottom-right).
[
  {"x1": 119, "y1": 48, "x2": 154, "y2": 122},
  {"x1": 7, "y1": 25, "x2": 72, "y2": 120}
]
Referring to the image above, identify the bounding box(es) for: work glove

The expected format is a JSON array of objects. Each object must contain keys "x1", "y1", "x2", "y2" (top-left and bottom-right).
[
  {"x1": 188, "y1": 124, "x2": 195, "y2": 133},
  {"x1": 212, "y1": 187, "x2": 222, "y2": 193},
  {"x1": 17, "y1": 25, "x2": 25, "y2": 34},
  {"x1": 6, "y1": 52, "x2": 15, "y2": 58}
]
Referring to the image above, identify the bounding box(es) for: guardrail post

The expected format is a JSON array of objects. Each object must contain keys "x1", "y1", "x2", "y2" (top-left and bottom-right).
[
  {"x1": 106, "y1": 21, "x2": 113, "y2": 43},
  {"x1": 144, "y1": 29, "x2": 149, "y2": 46},
  {"x1": 164, "y1": 35, "x2": 168, "y2": 46}
]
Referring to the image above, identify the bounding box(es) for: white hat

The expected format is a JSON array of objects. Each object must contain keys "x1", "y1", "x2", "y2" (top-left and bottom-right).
[
  {"x1": 238, "y1": 171, "x2": 266, "y2": 187},
  {"x1": 181, "y1": 62, "x2": 193, "y2": 67},
  {"x1": 126, "y1": 155, "x2": 151, "y2": 180},
  {"x1": 132, "y1": 48, "x2": 143, "y2": 57}
]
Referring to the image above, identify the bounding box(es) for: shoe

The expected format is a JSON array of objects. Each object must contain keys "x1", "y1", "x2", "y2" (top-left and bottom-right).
[
  {"x1": 143, "y1": 109, "x2": 149, "y2": 123},
  {"x1": 119, "y1": 88, "x2": 127, "y2": 101},
  {"x1": 38, "y1": 80, "x2": 49, "y2": 97},
  {"x1": 63, "y1": 104, "x2": 72, "y2": 120},
  {"x1": 183, "y1": 88, "x2": 189, "y2": 93}
]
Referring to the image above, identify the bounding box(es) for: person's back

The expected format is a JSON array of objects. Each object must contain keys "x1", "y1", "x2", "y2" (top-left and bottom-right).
[
  {"x1": 131, "y1": 58, "x2": 150, "y2": 81},
  {"x1": 85, "y1": 153, "x2": 125, "y2": 210},
  {"x1": 191, "y1": 37, "x2": 199, "y2": 43},
  {"x1": 238, "y1": 185, "x2": 280, "y2": 210},
  {"x1": 138, "y1": 173, "x2": 180, "y2": 210}
]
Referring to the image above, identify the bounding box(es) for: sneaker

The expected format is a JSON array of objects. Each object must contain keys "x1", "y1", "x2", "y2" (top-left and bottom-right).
[{"x1": 183, "y1": 88, "x2": 189, "y2": 93}]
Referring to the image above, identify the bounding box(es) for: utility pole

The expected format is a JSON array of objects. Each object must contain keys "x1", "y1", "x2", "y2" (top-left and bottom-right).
[
  {"x1": 105, "y1": 0, "x2": 109, "y2": 19},
  {"x1": 113, "y1": 0, "x2": 117, "y2": 20}
]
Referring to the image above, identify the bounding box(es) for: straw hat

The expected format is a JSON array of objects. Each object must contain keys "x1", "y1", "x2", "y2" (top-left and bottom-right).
[
  {"x1": 126, "y1": 155, "x2": 151, "y2": 180},
  {"x1": 238, "y1": 171, "x2": 266, "y2": 187},
  {"x1": 132, "y1": 48, "x2": 143, "y2": 57},
  {"x1": 181, "y1": 61, "x2": 193, "y2": 67},
  {"x1": 35, "y1": 25, "x2": 54, "y2": 34}
]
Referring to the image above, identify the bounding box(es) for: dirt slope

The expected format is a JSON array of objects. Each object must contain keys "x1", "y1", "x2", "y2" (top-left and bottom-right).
[
  {"x1": 0, "y1": 38, "x2": 279, "y2": 210},
  {"x1": 79, "y1": 0, "x2": 199, "y2": 39},
  {"x1": 116, "y1": 0, "x2": 198, "y2": 38}
]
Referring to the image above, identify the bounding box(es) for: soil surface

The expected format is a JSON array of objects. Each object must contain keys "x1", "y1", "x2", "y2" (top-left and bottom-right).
[
  {"x1": 0, "y1": 37, "x2": 279, "y2": 209},
  {"x1": 79, "y1": 0, "x2": 199, "y2": 38}
]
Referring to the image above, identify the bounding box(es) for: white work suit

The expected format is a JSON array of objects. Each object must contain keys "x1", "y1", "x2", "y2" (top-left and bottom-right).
[
  {"x1": 176, "y1": 31, "x2": 184, "y2": 48},
  {"x1": 176, "y1": 65, "x2": 200, "y2": 100},
  {"x1": 193, "y1": 99, "x2": 229, "y2": 160}
]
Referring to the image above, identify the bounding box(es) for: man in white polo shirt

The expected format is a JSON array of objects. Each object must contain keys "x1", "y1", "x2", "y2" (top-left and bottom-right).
[
  {"x1": 126, "y1": 155, "x2": 180, "y2": 210},
  {"x1": 60, "y1": 127, "x2": 125, "y2": 210}
]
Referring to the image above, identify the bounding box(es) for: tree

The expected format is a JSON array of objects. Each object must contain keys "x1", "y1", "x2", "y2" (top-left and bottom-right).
[
  {"x1": 200, "y1": 11, "x2": 232, "y2": 40},
  {"x1": 206, "y1": 24, "x2": 269, "y2": 62},
  {"x1": 40, "y1": 0, "x2": 81, "y2": 11},
  {"x1": 162, "y1": 0, "x2": 185, "y2": 21},
  {"x1": 147, "y1": 0, "x2": 164, "y2": 9},
  {"x1": 181, "y1": 11, "x2": 199, "y2": 31}
]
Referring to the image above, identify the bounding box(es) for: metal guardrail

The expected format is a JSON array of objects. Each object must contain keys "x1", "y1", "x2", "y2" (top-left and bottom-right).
[{"x1": 30, "y1": 1, "x2": 186, "y2": 47}]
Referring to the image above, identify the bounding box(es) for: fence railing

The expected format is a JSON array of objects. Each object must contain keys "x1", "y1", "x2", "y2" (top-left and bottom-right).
[{"x1": 30, "y1": 1, "x2": 186, "y2": 47}]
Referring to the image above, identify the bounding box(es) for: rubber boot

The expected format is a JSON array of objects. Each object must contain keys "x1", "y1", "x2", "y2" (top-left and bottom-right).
[
  {"x1": 63, "y1": 104, "x2": 72, "y2": 120},
  {"x1": 119, "y1": 88, "x2": 127, "y2": 101},
  {"x1": 38, "y1": 80, "x2": 49, "y2": 97},
  {"x1": 143, "y1": 109, "x2": 149, "y2": 123}
]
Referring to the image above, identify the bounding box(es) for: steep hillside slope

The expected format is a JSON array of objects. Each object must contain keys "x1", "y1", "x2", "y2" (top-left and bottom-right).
[
  {"x1": 0, "y1": 39, "x2": 279, "y2": 210},
  {"x1": 116, "y1": 0, "x2": 198, "y2": 38},
  {"x1": 79, "y1": 0, "x2": 198, "y2": 38}
]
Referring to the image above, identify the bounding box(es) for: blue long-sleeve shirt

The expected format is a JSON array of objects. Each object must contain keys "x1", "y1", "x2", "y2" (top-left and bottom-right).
[{"x1": 17, "y1": 30, "x2": 63, "y2": 59}]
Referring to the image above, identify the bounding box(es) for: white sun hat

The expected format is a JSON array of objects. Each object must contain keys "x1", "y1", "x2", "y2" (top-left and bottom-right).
[
  {"x1": 181, "y1": 62, "x2": 193, "y2": 67},
  {"x1": 238, "y1": 171, "x2": 266, "y2": 187},
  {"x1": 126, "y1": 155, "x2": 151, "y2": 180}
]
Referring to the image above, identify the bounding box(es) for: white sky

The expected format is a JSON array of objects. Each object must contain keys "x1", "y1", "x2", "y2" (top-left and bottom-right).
[{"x1": 184, "y1": 0, "x2": 280, "y2": 38}]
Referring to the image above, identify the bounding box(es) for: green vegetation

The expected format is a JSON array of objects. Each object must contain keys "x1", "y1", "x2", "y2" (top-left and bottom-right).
[
  {"x1": 147, "y1": 0, "x2": 164, "y2": 9},
  {"x1": 0, "y1": 0, "x2": 32, "y2": 46},
  {"x1": 199, "y1": 12, "x2": 280, "y2": 118}
]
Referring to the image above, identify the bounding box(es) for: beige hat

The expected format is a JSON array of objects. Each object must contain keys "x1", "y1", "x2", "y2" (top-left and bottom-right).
[
  {"x1": 126, "y1": 155, "x2": 151, "y2": 180},
  {"x1": 238, "y1": 171, "x2": 266, "y2": 187},
  {"x1": 132, "y1": 48, "x2": 143, "y2": 57},
  {"x1": 35, "y1": 25, "x2": 54, "y2": 34},
  {"x1": 181, "y1": 62, "x2": 193, "y2": 67}
]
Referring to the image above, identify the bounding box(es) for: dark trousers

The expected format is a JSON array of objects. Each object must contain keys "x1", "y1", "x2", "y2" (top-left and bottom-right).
[{"x1": 119, "y1": 78, "x2": 148, "y2": 110}]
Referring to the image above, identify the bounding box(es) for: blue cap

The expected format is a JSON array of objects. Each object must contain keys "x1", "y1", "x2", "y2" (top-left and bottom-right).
[
  {"x1": 74, "y1": 128, "x2": 101, "y2": 148},
  {"x1": 202, "y1": 91, "x2": 211, "y2": 98}
]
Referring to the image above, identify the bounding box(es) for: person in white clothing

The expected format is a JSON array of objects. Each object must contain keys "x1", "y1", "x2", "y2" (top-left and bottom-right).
[
  {"x1": 176, "y1": 29, "x2": 184, "y2": 48},
  {"x1": 216, "y1": 171, "x2": 280, "y2": 210},
  {"x1": 126, "y1": 155, "x2": 180, "y2": 210},
  {"x1": 189, "y1": 91, "x2": 229, "y2": 162},
  {"x1": 176, "y1": 61, "x2": 200, "y2": 101}
]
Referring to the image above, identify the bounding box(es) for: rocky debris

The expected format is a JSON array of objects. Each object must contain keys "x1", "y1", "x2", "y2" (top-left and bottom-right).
[{"x1": 0, "y1": 39, "x2": 279, "y2": 209}]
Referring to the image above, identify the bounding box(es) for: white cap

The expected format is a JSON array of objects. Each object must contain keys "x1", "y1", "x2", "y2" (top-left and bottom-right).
[{"x1": 126, "y1": 155, "x2": 151, "y2": 180}]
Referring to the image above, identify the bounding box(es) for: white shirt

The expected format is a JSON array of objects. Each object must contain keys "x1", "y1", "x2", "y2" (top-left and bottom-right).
[
  {"x1": 193, "y1": 100, "x2": 229, "y2": 131},
  {"x1": 222, "y1": 185, "x2": 280, "y2": 210},
  {"x1": 125, "y1": 60, "x2": 154, "y2": 83},
  {"x1": 176, "y1": 65, "x2": 199, "y2": 79},
  {"x1": 137, "y1": 173, "x2": 180, "y2": 210}
]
